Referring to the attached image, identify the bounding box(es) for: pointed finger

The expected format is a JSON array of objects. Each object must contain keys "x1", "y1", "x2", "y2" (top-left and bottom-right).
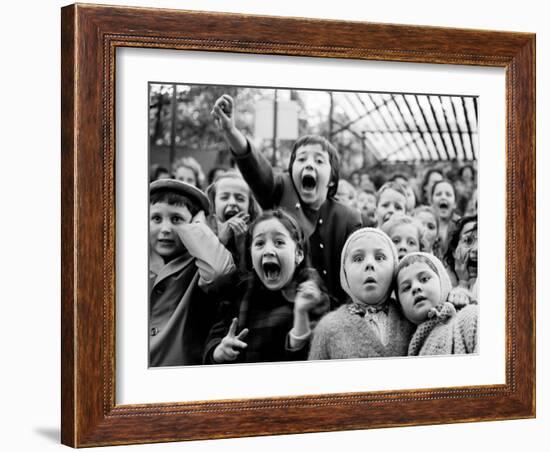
[
  {"x1": 236, "y1": 328, "x2": 249, "y2": 341},
  {"x1": 231, "y1": 339, "x2": 248, "y2": 350},
  {"x1": 227, "y1": 318, "x2": 238, "y2": 337}
]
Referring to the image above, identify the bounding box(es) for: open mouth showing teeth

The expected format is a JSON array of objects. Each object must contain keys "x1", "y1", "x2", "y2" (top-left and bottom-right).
[
  {"x1": 301, "y1": 174, "x2": 317, "y2": 191},
  {"x1": 262, "y1": 262, "x2": 281, "y2": 281}
]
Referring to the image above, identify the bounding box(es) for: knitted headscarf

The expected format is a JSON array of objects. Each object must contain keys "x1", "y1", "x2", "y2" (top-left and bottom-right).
[
  {"x1": 340, "y1": 227, "x2": 399, "y2": 305},
  {"x1": 396, "y1": 252, "x2": 452, "y2": 307}
]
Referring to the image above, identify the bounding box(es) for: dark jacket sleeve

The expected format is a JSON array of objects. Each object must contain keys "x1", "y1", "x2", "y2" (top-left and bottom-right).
[
  {"x1": 233, "y1": 140, "x2": 284, "y2": 210},
  {"x1": 202, "y1": 299, "x2": 238, "y2": 364}
]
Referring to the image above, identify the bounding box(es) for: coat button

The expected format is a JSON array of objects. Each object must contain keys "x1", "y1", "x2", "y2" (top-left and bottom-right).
[
  {"x1": 295, "y1": 202, "x2": 300, "y2": 209},
  {"x1": 319, "y1": 219, "x2": 323, "y2": 225},
  {"x1": 151, "y1": 327, "x2": 159, "y2": 336},
  {"x1": 322, "y1": 270, "x2": 327, "y2": 275},
  {"x1": 319, "y1": 243, "x2": 324, "y2": 249}
]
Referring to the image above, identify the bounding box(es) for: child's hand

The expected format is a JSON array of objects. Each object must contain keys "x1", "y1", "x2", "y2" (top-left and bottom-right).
[
  {"x1": 191, "y1": 210, "x2": 207, "y2": 225},
  {"x1": 294, "y1": 280, "x2": 322, "y2": 315},
  {"x1": 447, "y1": 286, "x2": 472, "y2": 309},
  {"x1": 211, "y1": 94, "x2": 235, "y2": 132},
  {"x1": 212, "y1": 318, "x2": 249, "y2": 363},
  {"x1": 217, "y1": 212, "x2": 250, "y2": 245},
  {"x1": 454, "y1": 246, "x2": 470, "y2": 284}
]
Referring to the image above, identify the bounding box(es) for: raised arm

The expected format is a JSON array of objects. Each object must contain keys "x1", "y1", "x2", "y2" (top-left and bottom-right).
[
  {"x1": 212, "y1": 94, "x2": 282, "y2": 209},
  {"x1": 211, "y1": 94, "x2": 248, "y2": 155}
]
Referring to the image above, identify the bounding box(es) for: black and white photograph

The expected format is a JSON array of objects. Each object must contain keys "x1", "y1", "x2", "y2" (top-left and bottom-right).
[{"x1": 148, "y1": 83, "x2": 479, "y2": 368}]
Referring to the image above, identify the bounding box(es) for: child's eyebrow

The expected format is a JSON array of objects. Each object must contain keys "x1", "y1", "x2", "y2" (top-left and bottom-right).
[
  {"x1": 461, "y1": 225, "x2": 477, "y2": 235},
  {"x1": 398, "y1": 277, "x2": 411, "y2": 287}
]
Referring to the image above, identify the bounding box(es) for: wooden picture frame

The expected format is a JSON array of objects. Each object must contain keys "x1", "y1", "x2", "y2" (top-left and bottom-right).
[{"x1": 61, "y1": 3, "x2": 535, "y2": 447}]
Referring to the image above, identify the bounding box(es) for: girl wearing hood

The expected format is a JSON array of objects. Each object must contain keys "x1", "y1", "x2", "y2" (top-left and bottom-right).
[
  {"x1": 308, "y1": 228, "x2": 415, "y2": 360},
  {"x1": 396, "y1": 252, "x2": 478, "y2": 356}
]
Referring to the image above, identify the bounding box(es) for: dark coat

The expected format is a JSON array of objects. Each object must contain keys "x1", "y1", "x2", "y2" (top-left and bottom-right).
[
  {"x1": 234, "y1": 142, "x2": 362, "y2": 307},
  {"x1": 203, "y1": 268, "x2": 330, "y2": 364},
  {"x1": 149, "y1": 222, "x2": 236, "y2": 367}
]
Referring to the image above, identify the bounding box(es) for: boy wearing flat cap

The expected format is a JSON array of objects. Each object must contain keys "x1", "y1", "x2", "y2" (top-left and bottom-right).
[{"x1": 149, "y1": 179, "x2": 236, "y2": 366}]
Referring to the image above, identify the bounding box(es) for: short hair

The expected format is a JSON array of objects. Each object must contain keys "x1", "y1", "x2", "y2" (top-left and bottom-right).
[
  {"x1": 376, "y1": 181, "x2": 407, "y2": 205},
  {"x1": 413, "y1": 205, "x2": 440, "y2": 229},
  {"x1": 150, "y1": 189, "x2": 201, "y2": 217},
  {"x1": 207, "y1": 165, "x2": 229, "y2": 185},
  {"x1": 172, "y1": 156, "x2": 204, "y2": 188},
  {"x1": 444, "y1": 214, "x2": 478, "y2": 274},
  {"x1": 381, "y1": 213, "x2": 426, "y2": 251},
  {"x1": 150, "y1": 164, "x2": 169, "y2": 182},
  {"x1": 288, "y1": 135, "x2": 340, "y2": 199},
  {"x1": 430, "y1": 178, "x2": 456, "y2": 200}
]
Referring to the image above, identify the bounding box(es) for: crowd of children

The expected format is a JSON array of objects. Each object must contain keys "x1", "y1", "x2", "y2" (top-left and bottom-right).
[{"x1": 148, "y1": 94, "x2": 479, "y2": 367}]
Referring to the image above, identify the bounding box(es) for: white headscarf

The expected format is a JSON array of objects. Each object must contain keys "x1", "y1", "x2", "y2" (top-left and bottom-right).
[
  {"x1": 396, "y1": 252, "x2": 452, "y2": 305},
  {"x1": 340, "y1": 227, "x2": 399, "y2": 304}
]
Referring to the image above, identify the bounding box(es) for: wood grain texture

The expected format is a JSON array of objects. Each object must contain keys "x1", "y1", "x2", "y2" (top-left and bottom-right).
[{"x1": 60, "y1": 3, "x2": 536, "y2": 447}]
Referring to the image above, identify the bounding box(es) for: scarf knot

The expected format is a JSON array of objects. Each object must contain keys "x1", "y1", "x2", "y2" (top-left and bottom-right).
[{"x1": 347, "y1": 302, "x2": 389, "y2": 318}]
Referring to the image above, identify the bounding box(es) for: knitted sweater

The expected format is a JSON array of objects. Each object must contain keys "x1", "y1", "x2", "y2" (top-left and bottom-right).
[
  {"x1": 408, "y1": 303, "x2": 478, "y2": 356},
  {"x1": 308, "y1": 299, "x2": 415, "y2": 360}
]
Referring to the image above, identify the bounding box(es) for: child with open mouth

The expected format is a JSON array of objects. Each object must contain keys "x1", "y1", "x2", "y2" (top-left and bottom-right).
[
  {"x1": 444, "y1": 215, "x2": 479, "y2": 306},
  {"x1": 204, "y1": 209, "x2": 330, "y2": 364},
  {"x1": 211, "y1": 94, "x2": 362, "y2": 308},
  {"x1": 430, "y1": 179, "x2": 460, "y2": 258},
  {"x1": 308, "y1": 228, "x2": 415, "y2": 360},
  {"x1": 396, "y1": 252, "x2": 478, "y2": 356},
  {"x1": 206, "y1": 172, "x2": 260, "y2": 271}
]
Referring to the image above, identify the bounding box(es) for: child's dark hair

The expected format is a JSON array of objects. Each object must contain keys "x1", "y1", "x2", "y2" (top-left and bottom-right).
[
  {"x1": 444, "y1": 214, "x2": 478, "y2": 275},
  {"x1": 150, "y1": 188, "x2": 202, "y2": 217},
  {"x1": 150, "y1": 164, "x2": 169, "y2": 182},
  {"x1": 421, "y1": 168, "x2": 443, "y2": 204},
  {"x1": 243, "y1": 209, "x2": 310, "y2": 275},
  {"x1": 430, "y1": 178, "x2": 456, "y2": 200},
  {"x1": 459, "y1": 164, "x2": 476, "y2": 180},
  {"x1": 389, "y1": 172, "x2": 409, "y2": 184},
  {"x1": 288, "y1": 135, "x2": 340, "y2": 199},
  {"x1": 207, "y1": 165, "x2": 229, "y2": 185}
]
